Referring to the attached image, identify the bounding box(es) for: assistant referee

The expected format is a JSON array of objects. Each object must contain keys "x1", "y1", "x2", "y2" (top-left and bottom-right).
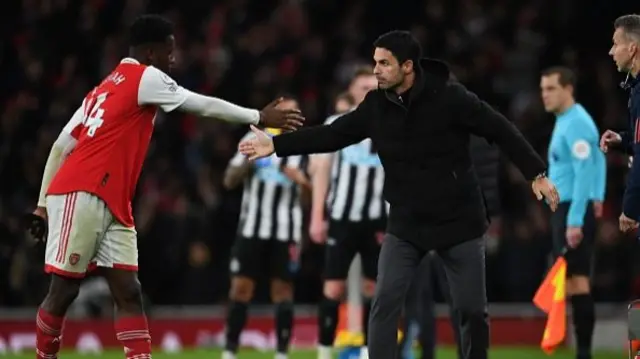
[
  {"x1": 238, "y1": 31, "x2": 560, "y2": 359},
  {"x1": 540, "y1": 66, "x2": 606, "y2": 359}
]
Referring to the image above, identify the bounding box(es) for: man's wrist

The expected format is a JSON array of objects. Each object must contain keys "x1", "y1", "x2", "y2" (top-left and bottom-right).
[
  {"x1": 533, "y1": 171, "x2": 547, "y2": 180},
  {"x1": 257, "y1": 111, "x2": 265, "y2": 126}
]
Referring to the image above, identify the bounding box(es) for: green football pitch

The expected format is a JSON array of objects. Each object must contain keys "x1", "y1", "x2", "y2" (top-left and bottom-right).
[{"x1": 0, "y1": 347, "x2": 625, "y2": 358}]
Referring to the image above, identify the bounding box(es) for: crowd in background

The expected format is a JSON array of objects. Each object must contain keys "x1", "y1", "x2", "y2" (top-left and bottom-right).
[{"x1": 1, "y1": 0, "x2": 639, "y2": 308}]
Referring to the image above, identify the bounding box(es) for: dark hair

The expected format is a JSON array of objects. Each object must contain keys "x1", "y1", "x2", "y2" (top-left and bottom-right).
[
  {"x1": 129, "y1": 14, "x2": 174, "y2": 47},
  {"x1": 614, "y1": 14, "x2": 640, "y2": 41},
  {"x1": 353, "y1": 65, "x2": 374, "y2": 79},
  {"x1": 373, "y1": 30, "x2": 422, "y2": 64},
  {"x1": 541, "y1": 66, "x2": 577, "y2": 87}
]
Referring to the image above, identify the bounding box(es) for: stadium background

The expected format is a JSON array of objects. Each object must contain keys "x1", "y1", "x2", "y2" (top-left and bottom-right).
[{"x1": 0, "y1": 0, "x2": 639, "y2": 356}]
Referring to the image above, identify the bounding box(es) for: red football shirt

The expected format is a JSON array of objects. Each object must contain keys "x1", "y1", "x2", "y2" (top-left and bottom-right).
[{"x1": 47, "y1": 58, "x2": 188, "y2": 227}]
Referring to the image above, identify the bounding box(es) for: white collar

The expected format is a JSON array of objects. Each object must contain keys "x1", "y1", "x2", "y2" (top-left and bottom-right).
[{"x1": 121, "y1": 57, "x2": 140, "y2": 65}]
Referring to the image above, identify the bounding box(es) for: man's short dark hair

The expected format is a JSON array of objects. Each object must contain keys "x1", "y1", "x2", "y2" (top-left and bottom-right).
[
  {"x1": 129, "y1": 14, "x2": 174, "y2": 47},
  {"x1": 373, "y1": 30, "x2": 422, "y2": 64},
  {"x1": 614, "y1": 14, "x2": 640, "y2": 42},
  {"x1": 541, "y1": 66, "x2": 577, "y2": 88}
]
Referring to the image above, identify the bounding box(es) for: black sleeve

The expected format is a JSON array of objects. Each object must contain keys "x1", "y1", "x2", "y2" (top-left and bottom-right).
[
  {"x1": 450, "y1": 82, "x2": 546, "y2": 180},
  {"x1": 273, "y1": 93, "x2": 372, "y2": 157},
  {"x1": 469, "y1": 135, "x2": 501, "y2": 216}
]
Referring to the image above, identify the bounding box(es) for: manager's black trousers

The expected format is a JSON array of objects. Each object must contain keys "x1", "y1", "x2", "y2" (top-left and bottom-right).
[
  {"x1": 400, "y1": 253, "x2": 462, "y2": 359},
  {"x1": 368, "y1": 234, "x2": 488, "y2": 359}
]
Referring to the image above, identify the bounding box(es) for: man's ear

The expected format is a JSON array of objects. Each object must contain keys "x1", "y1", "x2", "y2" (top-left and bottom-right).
[{"x1": 402, "y1": 59, "x2": 414, "y2": 74}]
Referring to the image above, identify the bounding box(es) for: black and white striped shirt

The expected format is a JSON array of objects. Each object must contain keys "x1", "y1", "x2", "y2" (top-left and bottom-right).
[
  {"x1": 230, "y1": 132, "x2": 305, "y2": 242},
  {"x1": 323, "y1": 114, "x2": 387, "y2": 222}
]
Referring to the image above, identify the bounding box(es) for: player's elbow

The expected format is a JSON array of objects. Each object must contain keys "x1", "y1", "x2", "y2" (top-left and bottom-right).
[
  {"x1": 223, "y1": 168, "x2": 242, "y2": 190},
  {"x1": 222, "y1": 174, "x2": 237, "y2": 190}
]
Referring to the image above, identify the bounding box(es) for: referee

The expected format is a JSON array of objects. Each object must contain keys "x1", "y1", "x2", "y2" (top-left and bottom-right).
[
  {"x1": 222, "y1": 97, "x2": 309, "y2": 359},
  {"x1": 540, "y1": 66, "x2": 606, "y2": 359},
  {"x1": 238, "y1": 31, "x2": 559, "y2": 359},
  {"x1": 307, "y1": 66, "x2": 383, "y2": 359}
]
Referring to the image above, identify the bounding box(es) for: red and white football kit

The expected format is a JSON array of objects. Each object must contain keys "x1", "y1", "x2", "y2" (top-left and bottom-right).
[{"x1": 38, "y1": 58, "x2": 260, "y2": 278}]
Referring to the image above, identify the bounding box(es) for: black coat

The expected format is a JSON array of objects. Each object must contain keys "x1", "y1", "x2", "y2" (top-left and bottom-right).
[
  {"x1": 469, "y1": 135, "x2": 501, "y2": 217},
  {"x1": 274, "y1": 58, "x2": 545, "y2": 249}
]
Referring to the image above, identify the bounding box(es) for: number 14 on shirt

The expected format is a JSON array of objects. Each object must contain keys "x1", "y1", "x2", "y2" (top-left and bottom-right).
[{"x1": 82, "y1": 91, "x2": 109, "y2": 137}]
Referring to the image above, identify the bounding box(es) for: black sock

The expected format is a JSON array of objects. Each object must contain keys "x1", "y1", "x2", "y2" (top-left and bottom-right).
[
  {"x1": 224, "y1": 301, "x2": 248, "y2": 353},
  {"x1": 362, "y1": 297, "x2": 372, "y2": 345},
  {"x1": 275, "y1": 301, "x2": 294, "y2": 354},
  {"x1": 318, "y1": 297, "x2": 341, "y2": 346},
  {"x1": 571, "y1": 294, "x2": 595, "y2": 359}
]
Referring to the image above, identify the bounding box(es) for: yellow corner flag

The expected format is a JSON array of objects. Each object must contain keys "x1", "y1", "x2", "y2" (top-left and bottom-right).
[{"x1": 533, "y1": 256, "x2": 567, "y2": 354}]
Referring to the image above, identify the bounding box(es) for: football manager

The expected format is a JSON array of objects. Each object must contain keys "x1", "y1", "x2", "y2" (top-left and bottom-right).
[{"x1": 239, "y1": 30, "x2": 559, "y2": 359}]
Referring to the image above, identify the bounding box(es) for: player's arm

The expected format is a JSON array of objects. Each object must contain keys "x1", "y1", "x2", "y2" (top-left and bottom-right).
[
  {"x1": 223, "y1": 133, "x2": 254, "y2": 190},
  {"x1": 623, "y1": 122, "x2": 640, "y2": 220},
  {"x1": 281, "y1": 155, "x2": 311, "y2": 190},
  {"x1": 138, "y1": 66, "x2": 260, "y2": 125},
  {"x1": 565, "y1": 124, "x2": 599, "y2": 227},
  {"x1": 37, "y1": 107, "x2": 83, "y2": 207},
  {"x1": 306, "y1": 116, "x2": 340, "y2": 226},
  {"x1": 308, "y1": 153, "x2": 333, "y2": 226},
  {"x1": 450, "y1": 82, "x2": 546, "y2": 180},
  {"x1": 273, "y1": 93, "x2": 372, "y2": 157}
]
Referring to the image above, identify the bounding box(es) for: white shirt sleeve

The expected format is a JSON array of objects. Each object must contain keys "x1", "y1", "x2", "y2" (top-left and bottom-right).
[
  {"x1": 138, "y1": 66, "x2": 260, "y2": 124},
  {"x1": 63, "y1": 106, "x2": 86, "y2": 139},
  {"x1": 138, "y1": 66, "x2": 189, "y2": 112},
  {"x1": 37, "y1": 108, "x2": 82, "y2": 207}
]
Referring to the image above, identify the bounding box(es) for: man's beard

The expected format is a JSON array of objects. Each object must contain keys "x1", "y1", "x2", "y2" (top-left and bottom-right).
[{"x1": 385, "y1": 75, "x2": 404, "y2": 91}]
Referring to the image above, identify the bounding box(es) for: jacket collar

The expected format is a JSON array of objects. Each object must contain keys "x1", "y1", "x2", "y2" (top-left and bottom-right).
[{"x1": 383, "y1": 58, "x2": 450, "y2": 104}]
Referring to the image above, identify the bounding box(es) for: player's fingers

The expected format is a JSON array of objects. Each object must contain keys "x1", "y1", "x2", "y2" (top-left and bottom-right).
[
  {"x1": 286, "y1": 119, "x2": 304, "y2": 128},
  {"x1": 283, "y1": 108, "x2": 302, "y2": 115},
  {"x1": 285, "y1": 113, "x2": 305, "y2": 122},
  {"x1": 265, "y1": 97, "x2": 284, "y2": 108}
]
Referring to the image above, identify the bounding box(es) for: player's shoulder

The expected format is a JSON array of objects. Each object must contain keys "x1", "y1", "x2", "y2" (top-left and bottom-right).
[
  {"x1": 324, "y1": 111, "x2": 351, "y2": 125},
  {"x1": 140, "y1": 65, "x2": 178, "y2": 88}
]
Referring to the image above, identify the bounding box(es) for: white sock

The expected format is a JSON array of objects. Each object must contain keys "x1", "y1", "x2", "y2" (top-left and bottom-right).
[
  {"x1": 275, "y1": 352, "x2": 288, "y2": 359},
  {"x1": 359, "y1": 346, "x2": 369, "y2": 359},
  {"x1": 318, "y1": 345, "x2": 332, "y2": 359},
  {"x1": 222, "y1": 350, "x2": 236, "y2": 359}
]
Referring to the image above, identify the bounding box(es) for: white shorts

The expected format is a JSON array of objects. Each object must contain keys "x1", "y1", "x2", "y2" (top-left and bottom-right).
[{"x1": 44, "y1": 191, "x2": 138, "y2": 278}]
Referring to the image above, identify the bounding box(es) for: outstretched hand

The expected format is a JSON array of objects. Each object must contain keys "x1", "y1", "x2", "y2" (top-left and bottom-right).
[
  {"x1": 259, "y1": 98, "x2": 305, "y2": 131},
  {"x1": 238, "y1": 125, "x2": 276, "y2": 160}
]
